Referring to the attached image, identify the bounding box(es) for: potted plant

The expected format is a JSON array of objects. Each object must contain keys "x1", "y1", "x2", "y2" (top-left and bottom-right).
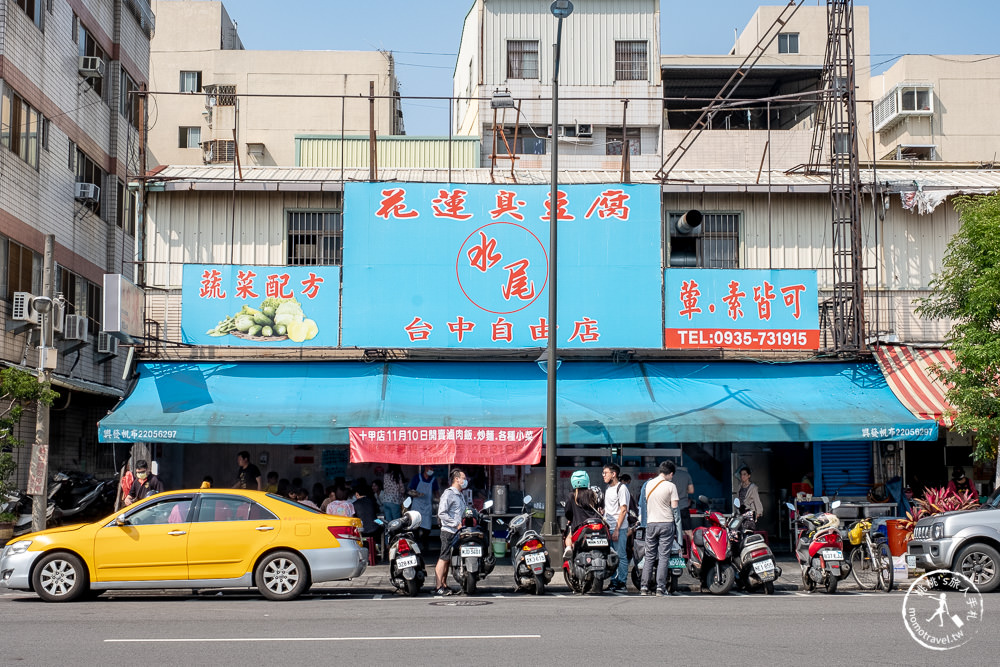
[
  {"x1": 898, "y1": 486, "x2": 981, "y2": 544},
  {"x1": 0, "y1": 367, "x2": 59, "y2": 541}
]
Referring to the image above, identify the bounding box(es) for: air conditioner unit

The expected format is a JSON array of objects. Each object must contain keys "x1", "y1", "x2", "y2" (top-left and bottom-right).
[
  {"x1": 63, "y1": 315, "x2": 90, "y2": 343},
  {"x1": 11, "y1": 292, "x2": 40, "y2": 324},
  {"x1": 576, "y1": 123, "x2": 593, "y2": 138},
  {"x1": 78, "y1": 56, "x2": 105, "y2": 79},
  {"x1": 51, "y1": 300, "x2": 66, "y2": 335},
  {"x1": 97, "y1": 332, "x2": 119, "y2": 355},
  {"x1": 75, "y1": 182, "x2": 100, "y2": 203},
  {"x1": 546, "y1": 126, "x2": 566, "y2": 138}
]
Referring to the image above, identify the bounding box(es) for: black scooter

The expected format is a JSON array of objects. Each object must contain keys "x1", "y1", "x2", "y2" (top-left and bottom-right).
[
  {"x1": 384, "y1": 498, "x2": 427, "y2": 597},
  {"x1": 448, "y1": 500, "x2": 495, "y2": 595},
  {"x1": 503, "y1": 495, "x2": 552, "y2": 595}
]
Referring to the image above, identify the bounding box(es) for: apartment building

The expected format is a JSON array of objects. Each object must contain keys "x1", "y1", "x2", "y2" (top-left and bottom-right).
[
  {"x1": 0, "y1": 0, "x2": 152, "y2": 482},
  {"x1": 148, "y1": 0, "x2": 403, "y2": 167},
  {"x1": 453, "y1": 0, "x2": 663, "y2": 170}
]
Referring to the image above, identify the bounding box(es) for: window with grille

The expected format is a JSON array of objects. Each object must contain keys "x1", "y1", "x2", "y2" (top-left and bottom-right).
[
  {"x1": 7, "y1": 241, "x2": 41, "y2": 301},
  {"x1": 205, "y1": 84, "x2": 236, "y2": 107},
  {"x1": 615, "y1": 41, "x2": 647, "y2": 81},
  {"x1": 778, "y1": 33, "x2": 799, "y2": 54},
  {"x1": 606, "y1": 127, "x2": 641, "y2": 155},
  {"x1": 496, "y1": 126, "x2": 547, "y2": 155},
  {"x1": 179, "y1": 71, "x2": 202, "y2": 93},
  {"x1": 75, "y1": 147, "x2": 105, "y2": 217},
  {"x1": 666, "y1": 212, "x2": 740, "y2": 269},
  {"x1": 202, "y1": 139, "x2": 235, "y2": 164},
  {"x1": 507, "y1": 41, "x2": 539, "y2": 79},
  {"x1": 179, "y1": 126, "x2": 201, "y2": 148},
  {"x1": 287, "y1": 211, "x2": 343, "y2": 266}
]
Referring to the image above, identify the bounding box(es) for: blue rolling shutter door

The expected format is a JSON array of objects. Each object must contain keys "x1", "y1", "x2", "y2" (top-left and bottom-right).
[{"x1": 813, "y1": 441, "x2": 873, "y2": 497}]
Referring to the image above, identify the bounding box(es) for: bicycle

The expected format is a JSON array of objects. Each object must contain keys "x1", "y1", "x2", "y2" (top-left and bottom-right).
[{"x1": 847, "y1": 518, "x2": 894, "y2": 591}]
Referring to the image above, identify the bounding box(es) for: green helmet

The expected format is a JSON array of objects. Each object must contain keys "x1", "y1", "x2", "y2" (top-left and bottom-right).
[{"x1": 571, "y1": 470, "x2": 590, "y2": 489}]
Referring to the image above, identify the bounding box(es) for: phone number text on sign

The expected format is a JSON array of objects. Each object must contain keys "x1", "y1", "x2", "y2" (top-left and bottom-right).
[{"x1": 666, "y1": 328, "x2": 820, "y2": 350}]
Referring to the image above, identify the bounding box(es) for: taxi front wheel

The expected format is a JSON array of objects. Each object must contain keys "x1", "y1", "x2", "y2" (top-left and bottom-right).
[
  {"x1": 32, "y1": 552, "x2": 88, "y2": 602},
  {"x1": 256, "y1": 551, "x2": 308, "y2": 601}
]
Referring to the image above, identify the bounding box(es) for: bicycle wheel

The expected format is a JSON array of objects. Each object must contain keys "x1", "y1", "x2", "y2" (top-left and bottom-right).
[
  {"x1": 875, "y1": 542, "x2": 894, "y2": 591},
  {"x1": 850, "y1": 544, "x2": 879, "y2": 590}
]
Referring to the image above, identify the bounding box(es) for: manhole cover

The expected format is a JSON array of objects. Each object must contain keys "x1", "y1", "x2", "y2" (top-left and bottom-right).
[{"x1": 429, "y1": 599, "x2": 493, "y2": 607}]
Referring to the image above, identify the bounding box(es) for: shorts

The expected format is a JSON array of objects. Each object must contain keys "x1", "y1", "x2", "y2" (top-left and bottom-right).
[
  {"x1": 438, "y1": 529, "x2": 456, "y2": 561},
  {"x1": 680, "y1": 508, "x2": 693, "y2": 532}
]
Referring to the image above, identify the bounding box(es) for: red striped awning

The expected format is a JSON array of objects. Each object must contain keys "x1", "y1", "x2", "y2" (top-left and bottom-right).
[{"x1": 874, "y1": 345, "x2": 957, "y2": 426}]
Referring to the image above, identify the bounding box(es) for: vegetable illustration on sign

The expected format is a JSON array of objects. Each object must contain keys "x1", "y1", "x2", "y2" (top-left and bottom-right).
[{"x1": 207, "y1": 297, "x2": 318, "y2": 342}]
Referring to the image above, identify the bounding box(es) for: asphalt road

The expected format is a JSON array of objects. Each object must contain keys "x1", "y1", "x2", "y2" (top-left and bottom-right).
[{"x1": 1, "y1": 584, "x2": 992, "y2": 665}]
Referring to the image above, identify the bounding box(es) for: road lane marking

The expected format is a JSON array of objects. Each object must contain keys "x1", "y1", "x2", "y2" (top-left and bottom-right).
[{"x1": 106, "y1": 635, "x2": 542, "y2": 644}]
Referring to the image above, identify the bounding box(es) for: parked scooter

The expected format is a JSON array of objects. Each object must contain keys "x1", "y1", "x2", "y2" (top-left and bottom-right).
[
  {"x1": 384, "y1": 499, "x2": 426, "y2": 597},
  {"x1": 503, "y1": 495, "x2": 552, "y2": 595},
  {"x1": 9, "y1": 489, "x2": 61, "y2": 537},
  {"x1": 50, "y1": 472, "x2": 116, "y2": 524},
  {"x1": 786, "y1": 500, "x2": 851, "y2": 594},
  {"x1": 630, "y1": 525, "x2": 686, "y2": 593},
  {"x1": 687, "y1": 495, "x2": 737, "y2": 595},
  {"x1": 562, "y1": 514, "x2": 619, "y2": 595},
  {"x1": 448, "y1": 500, "x2": 495, "y2": 595},
  {"x1": 731, "y1": 498, "x2": 780, "y2": 594}
]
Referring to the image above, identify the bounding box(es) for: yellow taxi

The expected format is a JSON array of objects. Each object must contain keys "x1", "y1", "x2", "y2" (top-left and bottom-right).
[{"x1": 0, "y1": 489, "x2": 367, "y2": 602}]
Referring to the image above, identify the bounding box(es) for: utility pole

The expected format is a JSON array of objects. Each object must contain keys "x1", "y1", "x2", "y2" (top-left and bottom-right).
[{"x1": 28, "y1": 235, "x2": 56, "y2": 533}]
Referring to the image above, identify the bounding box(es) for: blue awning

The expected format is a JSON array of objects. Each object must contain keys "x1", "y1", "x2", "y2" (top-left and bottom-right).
[{"x1": 97, "y1": 360, "x2": 937, "y2": 445}]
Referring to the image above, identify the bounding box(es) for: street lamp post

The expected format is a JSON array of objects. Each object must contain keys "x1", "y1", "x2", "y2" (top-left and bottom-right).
[
  {"x1": 27, "y1": 234, "x2": 56, "y2": 534},
  {"x1": 544, "y1": 0, "x2": 573, "y2": 539}
]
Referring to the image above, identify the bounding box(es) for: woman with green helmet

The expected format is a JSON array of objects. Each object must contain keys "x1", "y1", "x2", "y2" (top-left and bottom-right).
[{"x1": 564, "y1": 470, "x2": 602, "y2": 551}]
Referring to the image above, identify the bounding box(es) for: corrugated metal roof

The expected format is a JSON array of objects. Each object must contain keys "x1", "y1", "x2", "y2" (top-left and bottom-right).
[
  {"x1": 296, "y1": 136, "x2": 480, "y2": 169},
  {"x1": 145, "y1": 165, "x2": 1000, "y2": 193}
]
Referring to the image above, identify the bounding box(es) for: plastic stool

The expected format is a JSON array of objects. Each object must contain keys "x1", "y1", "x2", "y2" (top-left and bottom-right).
[{"x1": 364, "y1": 537, "x2": 377, "y2": 565}]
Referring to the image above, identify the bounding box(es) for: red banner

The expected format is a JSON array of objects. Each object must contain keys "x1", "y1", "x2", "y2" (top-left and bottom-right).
[{"x1": 349, "y1": 427, "x2": 543, "y2": 465}]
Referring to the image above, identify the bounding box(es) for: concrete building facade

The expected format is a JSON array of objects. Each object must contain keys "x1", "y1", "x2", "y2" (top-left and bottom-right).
[{"x1": 148, "y1": 0, "x2": 403, "y2": 168}]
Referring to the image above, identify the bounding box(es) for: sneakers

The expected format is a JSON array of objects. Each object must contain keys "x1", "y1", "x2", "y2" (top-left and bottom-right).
[
  {"x1": 640, "y1": 588, "x2": 651, "y2": 596},
  {"x1": 609, "y1": 581, "x2": 626, "y2": 592},
  {"x1": 655, "y1": 588, "x2": 667, "y2": 597},
  {"x1": 434, "y1": 587, "x2": 453, "y2": 596}
]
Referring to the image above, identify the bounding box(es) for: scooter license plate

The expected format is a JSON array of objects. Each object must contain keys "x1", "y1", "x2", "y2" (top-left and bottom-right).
[
  {"x1": 585, "y1": 537, "x2": 609, "y2": 547},
  {"x1": 525, "y1": 552, "x2": 546, "y2": 565},
  {"x1": 821, "y1": 549, "x2": 843, "y2": 561},
  {"x1": 669, "y1": 557, "x2": 687, "y2": 569},
  {"x1": 752, "y1": 559, "x2": 774, "y2": 574},
  {"x1": 460, "y1": 545, "x2": 482, "y2": 557},
  {"x1": 396, "y1": 555, "x2": 419, "y2": 569}
]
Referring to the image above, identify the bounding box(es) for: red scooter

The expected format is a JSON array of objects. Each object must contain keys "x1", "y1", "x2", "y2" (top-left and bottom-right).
[
  {"x1": 687, "y1": 496, "x2": 737, "y2": 594},
  {"x1": 786, "y1": 500, "x2": 851, "y2": 594}
]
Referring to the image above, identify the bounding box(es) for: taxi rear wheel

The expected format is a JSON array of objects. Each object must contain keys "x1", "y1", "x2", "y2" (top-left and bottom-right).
[
  {"x1": 32, "y1": 552, "x2": 88, "y2": 602},
  {"x1": 256, "y1": 551, "x2": 308, "y2": 601}
]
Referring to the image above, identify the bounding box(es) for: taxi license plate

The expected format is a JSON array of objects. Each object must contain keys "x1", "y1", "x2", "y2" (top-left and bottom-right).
[
  {"x1": 669, "y1": 557, "x2": 687, "y2": 569},
  {"x1": 821, "y1": 549, "x2": 843, "y2": 561},
  {"x1": 460, "y1": 545, "x2": 482, "y2": 557},
  {"x1": 586, "y1": 537, "x2": 609, "y2": 547},
  {"x1": 396, "y1": 555, "x2": 419, "y2": 569},
  {"x1": 525, "y1": 552, "x2": 546, "y2": 565},
  {"x1": 752, "y1": 559, "x2": 774, "y2": 574}
]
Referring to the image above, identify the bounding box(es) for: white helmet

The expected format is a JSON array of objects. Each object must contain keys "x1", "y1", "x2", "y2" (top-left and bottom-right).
[
  {"x1": 812, "y1": 512, "x2": 840, "y2": 534},
  {"x1": 404, "y1": 509, "x2": 422, "y2": 527}
]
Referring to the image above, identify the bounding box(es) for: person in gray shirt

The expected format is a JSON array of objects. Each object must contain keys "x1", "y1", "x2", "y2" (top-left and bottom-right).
[{"x1": 434, "y1": 468, "x2": 468, "y2": 595}]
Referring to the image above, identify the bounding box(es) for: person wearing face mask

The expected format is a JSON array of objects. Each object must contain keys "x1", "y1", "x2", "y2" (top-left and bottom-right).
[
  {"x1": 409, "y1": 465, "x2": 440, "y2": 553},
  {"x1": 434, "y1": 468, "x2": 469, "y2": 596},
  {"x1": 123, "y1": 460, "x2": 164, "y2": 506}
]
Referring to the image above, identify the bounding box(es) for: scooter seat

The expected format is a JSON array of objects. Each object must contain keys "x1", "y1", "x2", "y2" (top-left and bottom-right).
[{"x1": 693, "y1": 530, "x2": 705, "y2": 547}]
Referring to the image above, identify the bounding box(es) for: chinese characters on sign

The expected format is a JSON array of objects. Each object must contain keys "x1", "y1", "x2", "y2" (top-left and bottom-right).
[
  {"x1": 342, "y1": 183, "x2": 663, "y2": 349},
  {"x1": 664, "y1": 269, "x2": 820, "y2": 350},
  {"x1": 348, "y1": 426, "x2": 543, "y2": 465},
  {"x1": 181, "y1": 265, "x2": 340, "y2": 347}
]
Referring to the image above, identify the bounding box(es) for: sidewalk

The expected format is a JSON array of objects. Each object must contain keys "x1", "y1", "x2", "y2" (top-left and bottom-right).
[{"x1": 312, "y1": 555, "x2": 872, "y2": 595}]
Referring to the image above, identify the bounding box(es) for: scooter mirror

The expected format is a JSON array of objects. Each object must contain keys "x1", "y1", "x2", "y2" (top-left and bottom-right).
[
  {"x1": 785, "y1": 502, "x2": 796, "y2": 511},
  {"x1": 523, "y1": 495, "x2": 532, "y2": 505},
  {"x1": 820, "y1": 496, "x2": 829, "y2": 503},
  {"x1": 482, "y1": 500, "x2": 494, "y2": 510},
  {"x1": 375, "y1": 518, "x2": 384, "y2": 526},
  {"x1": 495, "y1": 518, "x2": 505, "y2": 526},
  {"x1": 830, "y1": 500, "x2": 841, "y2": 509},
  {"x1": 733, "y1": 498, "x2": 741, "y2": 508},
  {"x1": 403, "y1": 497, "x2": 412, "y2": 509},
  {"x1": 697, "y1": 494, "x2": 709, "y2": 504}
]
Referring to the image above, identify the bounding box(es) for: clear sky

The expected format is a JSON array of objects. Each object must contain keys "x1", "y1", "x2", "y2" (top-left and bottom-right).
[{"x1": 217, "y1": 0, "x2": 999, "y2": 135}]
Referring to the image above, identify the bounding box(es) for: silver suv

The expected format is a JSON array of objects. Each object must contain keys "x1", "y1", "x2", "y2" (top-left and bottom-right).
[{"x1": 907, "y1": 488, "x2": 1000, "y2": 593}]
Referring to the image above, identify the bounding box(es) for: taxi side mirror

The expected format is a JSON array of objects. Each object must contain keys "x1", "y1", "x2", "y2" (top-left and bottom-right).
[{"x1": 115, "y1": 514, "x2": 128, "y2": 526}]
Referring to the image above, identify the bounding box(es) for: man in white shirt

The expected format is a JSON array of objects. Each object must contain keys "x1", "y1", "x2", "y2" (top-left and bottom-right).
[
  {"x1": 602, "y1": 463, "x2": 630, "y2": 592},
  {"x1": 642, "y1": 460, "x2": 679, "y2": 596}
]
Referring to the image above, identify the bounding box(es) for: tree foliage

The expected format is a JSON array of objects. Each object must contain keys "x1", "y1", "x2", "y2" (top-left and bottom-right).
[
  {"x1": 0, "y1": 368, "x2": 59, "y2": 520},
  {"x1": 917, "y1": 192, "x2": 1000, "y2": 465}
]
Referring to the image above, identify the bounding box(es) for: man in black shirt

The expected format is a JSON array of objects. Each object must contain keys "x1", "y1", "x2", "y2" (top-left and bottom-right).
[
  {"x1": 123, "y1": 460, "x2": 164, "y2": 506},
  {"x1": 234, "y1": 451, "x2": 262, "y2": 490}
]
